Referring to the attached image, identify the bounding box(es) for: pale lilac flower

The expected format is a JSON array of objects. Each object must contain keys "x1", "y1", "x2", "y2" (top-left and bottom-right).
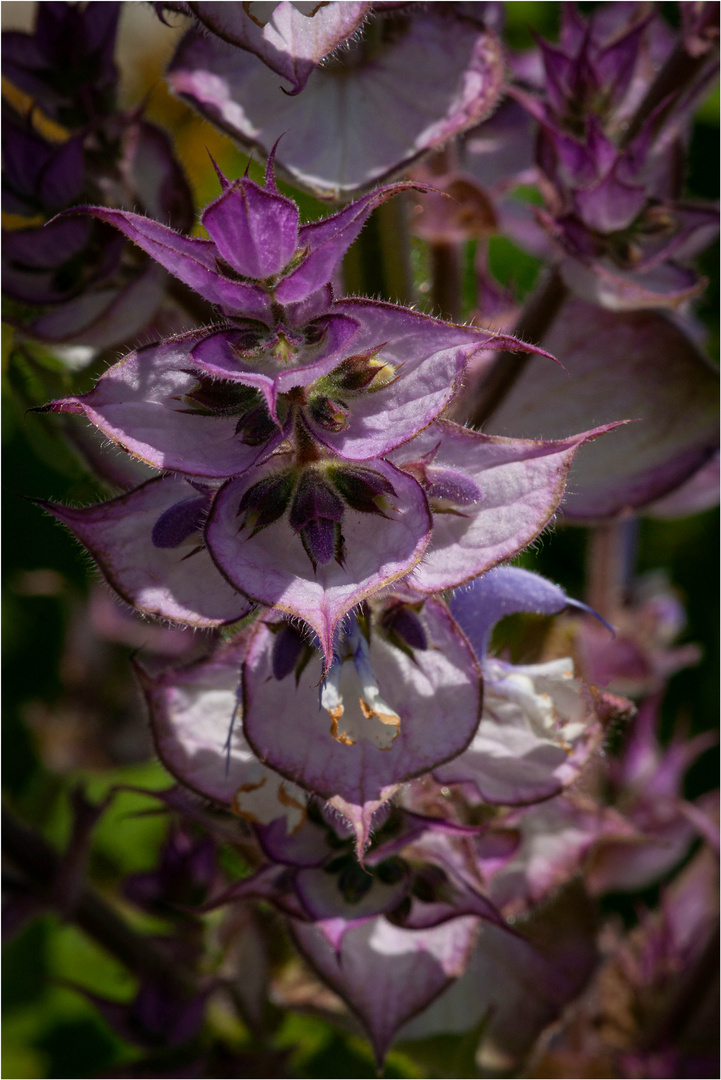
[
  {"x1": 433, "y1": 566, "x2": 608, "y2": 804},
  {"x1": 242, "y1": 600, "x2": 482, "y2": 848}
]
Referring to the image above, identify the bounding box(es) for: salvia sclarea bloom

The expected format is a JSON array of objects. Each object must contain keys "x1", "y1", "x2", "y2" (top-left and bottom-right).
[
  {"x1": 136, "y1": 567, "x2": 612, "y2": 847},
  {"x1": 164, "y1": 1, "x2": 506, "y2": 196},
  {"x1": 38, "y1": 166, "x2": 622, "y2": 663},
  {"x1": 513, "y1": 3, "x2": 719, "y2": 311},
  {"x1": 2, "y1": 1, "x2": 194, "y2": 350},
  {"x1": 134, "y1": 566, "x2": 628, "y2": 1064}
]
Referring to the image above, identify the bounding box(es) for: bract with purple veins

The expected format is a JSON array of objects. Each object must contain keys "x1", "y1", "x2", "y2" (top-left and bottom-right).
[
  {"x1": 241, "y1": 600, "x2": 481, "y2": 847},
  {"x1": 164, "y1": 2, "x2": 371, "y2": 95},
  {"x1": 207, "y1": 457, "x2": 431, "y2": 664},
  {"x1": 397, "y1": 886, "x2": 598, "y2": 1074},
  {"x1": 390, "y1": 419, "x2": 626, "y2": 593},
  {"x1": 168, "y1": 5, "x2": 504, "y2": 196},
  {"x1": 315, "y1": 300, "x2": 544, "y2": 460},
  {"x1": 65, "y1": 205, "x2": 273, "y2": 323},
  {"x1": 36, "y1": 476, "x2": 252, "y2": 628},
  {"x1": 44, "y1": 332, "x2": 286, "y2": 479},
  {"x1": 486, "y1": 299, "x2": 719, "y2": 519},
  {"x1": 192, "y1": 301, "x2": 514, "y2": 461},
  {"x1": 138, "y1": 632, "x2": 306, "y2": 832},
  {"x1": 292, "y1": 913, "x2": 479, "y2": 1068},
  {"x1": 65, "y1": 173, "x2": 427, "y2": 320}
]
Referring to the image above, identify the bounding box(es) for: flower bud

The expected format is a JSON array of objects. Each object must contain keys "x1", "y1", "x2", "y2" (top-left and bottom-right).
[
  {"x1": 328, "y1": 465, "x2": 397, "y2": 516},
  {"x1": 237, "y1": 469, "x2": 296, "y2": 536}
]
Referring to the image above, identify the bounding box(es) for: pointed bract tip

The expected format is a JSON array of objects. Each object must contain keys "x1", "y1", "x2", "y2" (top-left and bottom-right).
[
  {"x1": 567, "y1": 598, "x2": 616, "y2": 638},
  {"x1": 206, "y1": 150, "x2": 229, "y2": 191},
  {"x1": 265, "y1": 135, "x2": 286, "y2": 192}
]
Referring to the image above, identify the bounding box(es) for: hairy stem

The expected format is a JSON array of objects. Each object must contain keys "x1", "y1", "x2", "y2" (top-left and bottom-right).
[{"x1": 430, "y1": 240, "x2": 462, "y2": 321}]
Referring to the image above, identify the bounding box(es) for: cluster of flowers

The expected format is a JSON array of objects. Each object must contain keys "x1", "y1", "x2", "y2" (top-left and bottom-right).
[
  {"x1": 4, "y1": 1, "x2": 718, "y2": 1075},
  {"x1": 39, "y1": 159, "x2": 619, "y2": 854}
]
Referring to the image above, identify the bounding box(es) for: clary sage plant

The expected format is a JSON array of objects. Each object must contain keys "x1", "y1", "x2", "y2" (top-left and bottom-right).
[{"x1": 4, "y1": 3, "x2": 718, "y2": 1077}]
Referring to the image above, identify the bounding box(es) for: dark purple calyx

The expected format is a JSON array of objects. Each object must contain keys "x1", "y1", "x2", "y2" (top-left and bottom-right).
[
  {"x1": 236, "y1": 405, "x2": 281, "y2": 446},
  {"x1": 179, "y1": 375, "x2": 280, "y2": 445},
  {"x1": 406, "y1": 461, "x2": 481, "y2": 514},
  {"x1": 271, "y1": 621, "x2": 314, "y2": 683},
  {"x1": 324, "y1": 851, "x2": 408, "y2": 907},
  {"x1": 308, "y1": 395, "x2": 349, "y2": 433},
  {"x1": 381, "y1": 602, "x2": 428, "y2": 654},
  {"x1": 179, "y1": 374, "x2": 260, "y2": 416},
  {"x1": 237, "y1": 469, "x2": 297, "y2": 537},
  {"x1": 327, "y1": 465, "x2": 397, "y2": 517},
  {"x1": 289, "y1": 469, "x2": 346, "y2": 568},
  {"x1": 224, "y1": 321, "x2": 272, "y2": 354},
  {"x1": 151, "y1": 495, "x2": 210, "y2": 549},
  {"x1": 320, "y1": 343, "x2": 395, "y2": 394},
  {"x1": 237, "y1": 461, "x2": 402, "y2": 570}
]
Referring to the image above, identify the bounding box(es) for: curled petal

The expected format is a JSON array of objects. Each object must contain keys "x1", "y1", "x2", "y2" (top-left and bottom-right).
[
  {"x1": 448, "y1": 564, "x2": 594, "y2": 659},
  {"x1": 435, "y1": 658, "x2": 602, "y2": 806}
]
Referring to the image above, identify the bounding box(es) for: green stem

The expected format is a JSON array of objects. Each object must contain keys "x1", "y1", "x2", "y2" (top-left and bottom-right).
[{"x1": 375, "y1": 194, "x2": 415, "y2": 306}]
